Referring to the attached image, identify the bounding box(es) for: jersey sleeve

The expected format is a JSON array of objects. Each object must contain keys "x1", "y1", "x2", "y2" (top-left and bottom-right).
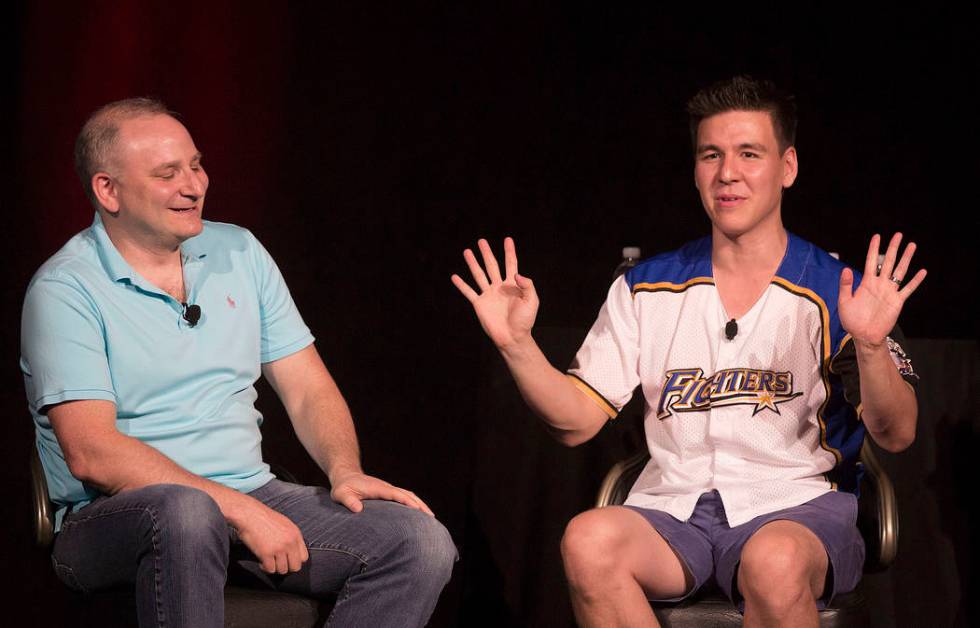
[
  {"x1": 566, "y1": 275, "x2": 641, "y2": 418},
  {"x1": 21, "y1": 276, "x2": 117, "y2": 414},
  {"x1": 245, "y1": 231, "x2": 316, "y2": 363},
  {"x1": 829, "y1": 324, "x2": 919, "y2": 416}
]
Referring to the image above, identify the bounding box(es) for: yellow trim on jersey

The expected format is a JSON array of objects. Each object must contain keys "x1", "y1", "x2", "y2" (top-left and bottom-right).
[
  {"x1": 769, "y1": 277, "x2": 842, "y2": 465},
  {"x1": 566, "y1": 374, "x2": 619, "y2": 419},
  {"x1": 829, "y1": 333, "x2": 853, "y2": 372},
  {"x1": 822, "y1": 471, "x2": 839, "y2": 490},
  {"x1": 631, "y1": 277, "x2": 714, "y2": 297}
]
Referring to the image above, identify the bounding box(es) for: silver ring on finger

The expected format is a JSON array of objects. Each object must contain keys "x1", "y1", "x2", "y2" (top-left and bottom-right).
[{"x1": 889, "y1": 275, "x2": 902, "y2": 286}]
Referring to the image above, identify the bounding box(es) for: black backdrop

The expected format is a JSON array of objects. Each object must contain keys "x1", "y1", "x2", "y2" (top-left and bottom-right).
[{"x1": 3, "y1": 3, "x2": 975, "y2": 626}]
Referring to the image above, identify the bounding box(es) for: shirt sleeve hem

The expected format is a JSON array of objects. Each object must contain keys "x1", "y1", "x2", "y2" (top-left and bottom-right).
[
  {"x1": 35, "y1": 389, "x2": 117, "y2": 412},
  {"x1": 566, "y1": 373, "x2": 619, "y2": 419},
  {"x1": 260, "y1": 334, "x2": 315, "y2": 364}
]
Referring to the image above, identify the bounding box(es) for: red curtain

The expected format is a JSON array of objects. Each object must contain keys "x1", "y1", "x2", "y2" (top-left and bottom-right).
[{"x1": 17, "y1": 1, "x2": 290, "y2": 254}]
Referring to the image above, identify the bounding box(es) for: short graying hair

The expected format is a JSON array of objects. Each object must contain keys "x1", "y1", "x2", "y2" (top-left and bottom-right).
[{"x1": 74, "y1": 98, "x2": 177, "y2": 209}]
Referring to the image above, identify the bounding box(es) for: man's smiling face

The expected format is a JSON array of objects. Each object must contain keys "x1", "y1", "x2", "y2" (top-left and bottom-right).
[
  {"x1": 102, "y1": 113, "x2": 209, "y2": 250},
  {"x1": 694, "y1": 110, "x2": 797, "y2": 239}
]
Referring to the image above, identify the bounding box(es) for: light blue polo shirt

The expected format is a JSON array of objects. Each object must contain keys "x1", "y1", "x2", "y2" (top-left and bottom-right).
[{"x1": 21, "y1": 213, "x2": 314, "y2": 528}]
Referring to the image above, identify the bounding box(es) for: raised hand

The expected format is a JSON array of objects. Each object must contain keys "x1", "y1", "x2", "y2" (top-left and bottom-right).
[
  {"x1": 839, "y1": 233, "x2": 927, "y2": 346},
  {"x1": 330, "y1": 471, "x2": 434, "y2": 516},
  {"x1": 451, "y1": 237, "x2": 539, "y2": 349}
]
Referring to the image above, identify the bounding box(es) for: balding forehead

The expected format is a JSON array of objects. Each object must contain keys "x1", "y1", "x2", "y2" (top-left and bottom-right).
[
  {"x1": 110, "y1": 114, "x2": 196, "y2": 165},
  {"x1": 115, "y1": 113, "x2": 186, "y2": 140}
]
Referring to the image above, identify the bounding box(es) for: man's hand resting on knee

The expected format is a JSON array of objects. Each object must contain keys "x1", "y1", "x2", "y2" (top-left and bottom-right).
[{"x1": 330, "y1": 471, "x2": 434, "y2": 516}]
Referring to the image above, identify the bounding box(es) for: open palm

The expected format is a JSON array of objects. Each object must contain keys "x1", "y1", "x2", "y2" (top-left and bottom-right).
[
  {"x1": 839, "y1": 233, "x2": 927, "y2": 345},
  {"x1": 452, "y1": 237, "x2": 539, "y2": 349}
]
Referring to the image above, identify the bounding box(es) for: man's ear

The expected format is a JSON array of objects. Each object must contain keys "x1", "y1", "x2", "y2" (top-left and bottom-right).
[
  {"x1": 781, "y1": 146, "x2": 798, "y2": 189},
  {"x1": 92, "y1": 172, "x2": 120, "y2": 214}
]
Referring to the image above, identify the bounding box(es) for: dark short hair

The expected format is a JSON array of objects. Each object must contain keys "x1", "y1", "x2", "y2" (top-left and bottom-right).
[
  {"x1": 74, "y1": 98, "x2": 177, "y2": 209},
  {"x1": 686, "y1": 76, "x2": 797, "y2": 154}
]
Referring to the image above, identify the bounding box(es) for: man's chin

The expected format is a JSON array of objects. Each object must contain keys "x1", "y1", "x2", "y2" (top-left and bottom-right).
[
  {"x1": 710, "y1": 219, "x2": 760, "y2": 242},
  {"x1": 174, "y1": 218, "x2": 205, "y2": 242},
  {"x1": 181, "y1": 225, "x2": 204, "y2": 240}
]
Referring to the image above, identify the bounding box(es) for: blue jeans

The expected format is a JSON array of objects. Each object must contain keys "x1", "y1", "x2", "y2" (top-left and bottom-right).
[{"x1": 50, "y1": 480, "x2": 457, "y2": 627}]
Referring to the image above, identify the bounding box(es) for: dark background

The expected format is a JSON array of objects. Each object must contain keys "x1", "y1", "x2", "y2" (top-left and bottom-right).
[{"x1": 3, "y1": 3, "x2": 976, "y2": 627}]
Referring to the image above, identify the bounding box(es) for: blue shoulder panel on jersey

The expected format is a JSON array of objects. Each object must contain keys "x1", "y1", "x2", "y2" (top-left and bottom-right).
[
  {"x1": 624, "y1": 236, "x2": 713, "y2": 290},
  {"x1": 776, "y1": 233, "x2": 867, "y2": 494},
  {"x1": 776, "y1": 232, "x2": 864, "y2": 366}
]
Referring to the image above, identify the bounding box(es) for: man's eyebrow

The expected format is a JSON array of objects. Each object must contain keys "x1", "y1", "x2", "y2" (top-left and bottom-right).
[
  {"x1": 696, "y1": 142, "x2": 769, "y2": 154},
  {"x1": 152, "y1": 153, "x2": 203, "y2": 171},
  {"x1": 151, "y1": 161, "x2": 180, "y2": 172}
]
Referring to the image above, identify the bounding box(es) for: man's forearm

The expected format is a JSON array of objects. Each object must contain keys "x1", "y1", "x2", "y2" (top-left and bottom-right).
[
  {"x1": 498, "y1": 335, "x2": 609, "y2": 446},
  {"x1": 854, "y1": 339, "x2": 917, "y2": 452},
  {"x1": 287, "y1": 377, "x2": 365, "y2": 485},
  {"x1": 262, "y1": 345, "x2": 365, "y2": 485},
  {"x1": 68, "y1": 430, "x2": 261, "y2": 527}
]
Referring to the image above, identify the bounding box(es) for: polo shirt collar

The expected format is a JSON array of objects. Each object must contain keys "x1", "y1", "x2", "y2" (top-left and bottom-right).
[
  {"x1": 180, "y1": 229, "x2": 209, "y2": 264},
  {"x1": 91, "y1": 212, "x2": 136, "y2": 283},
  {"x1": 90, "y1": 212, "x2": 209, "y2": 288}
]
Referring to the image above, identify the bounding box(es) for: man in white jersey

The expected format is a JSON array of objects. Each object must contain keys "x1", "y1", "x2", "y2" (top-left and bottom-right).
[{"x1": 452, "y1": 76, "x2": 924, "y2": 627}]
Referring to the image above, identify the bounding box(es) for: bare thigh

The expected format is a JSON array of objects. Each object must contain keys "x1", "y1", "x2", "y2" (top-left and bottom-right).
[{"x1": 563, "y1": 506, "x2": 693, "y2": 600}]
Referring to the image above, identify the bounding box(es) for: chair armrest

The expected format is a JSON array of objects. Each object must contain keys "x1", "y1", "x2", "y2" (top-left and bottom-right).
[
  {"x1": 596, "y1": 452, "x2": 649, "y2": 508},
  {"x1": 859, "y1": 439, "x2": 899, "y2": 571},
  {"x1": 31, "y1": 445, "x2": 55, "y2": 548}
]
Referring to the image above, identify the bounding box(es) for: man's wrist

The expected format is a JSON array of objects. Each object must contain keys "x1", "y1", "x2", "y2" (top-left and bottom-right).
[
  {"x1": 498, "y1": 332, "x2": 537, "y2": 361},
  {"x1": 221, "y1": 489, "x2": 262, "y2": 528},
  {"x1": 327, "y1": 464, "x2": 363, "y2": 486},
  {"x1": 853, "y1": 336, "x2": 888, "y2": 356}
]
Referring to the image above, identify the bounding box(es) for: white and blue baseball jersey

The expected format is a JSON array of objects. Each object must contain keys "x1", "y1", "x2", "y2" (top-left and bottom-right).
[{"x1": 568, "y1": 233, "x2": 916, "y2": 527}]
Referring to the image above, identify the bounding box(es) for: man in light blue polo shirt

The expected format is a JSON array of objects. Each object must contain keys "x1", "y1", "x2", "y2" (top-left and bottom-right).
[{"x1": 21, "y1": 98, "x2": 455, "y2": 628}]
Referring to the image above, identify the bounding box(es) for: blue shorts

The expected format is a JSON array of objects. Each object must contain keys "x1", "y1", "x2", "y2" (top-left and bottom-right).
[{"x1": 625, "y1": 490, "x2": 864, "y2": 609}]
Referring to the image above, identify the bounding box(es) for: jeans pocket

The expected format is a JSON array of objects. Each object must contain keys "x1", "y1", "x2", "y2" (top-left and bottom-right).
[{"x1": 51, "y1": 554, "x2": 87, "y2": 593}]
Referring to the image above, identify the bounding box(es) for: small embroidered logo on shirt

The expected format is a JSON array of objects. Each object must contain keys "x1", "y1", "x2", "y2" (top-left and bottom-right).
[
  {"x1": 226, "y1": 295, "x2": 237, "y2": 309},
  {"x1": 886, "y1": 336, "x2": 918, "y2": 381}
]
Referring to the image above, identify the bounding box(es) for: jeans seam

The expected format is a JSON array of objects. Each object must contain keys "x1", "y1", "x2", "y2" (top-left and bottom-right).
[
  {"x1": 51, "y1": 554, "x2": 88, "y2": 593},
  {"x1": 58, "y1": 503, "x2": 167, "y2": 626},
  {"x1": 308, "y1": 544, "x2": 370, "y2": 564},
  {"x1": 324, "y1": 561, "x2": 368, "y2": 628},
  {"x1": 143, "y1": 506, "x2": 166, "y2": 628},
  {"x1": 61, "y1": 505, "x2": 159, "y2": 528}
]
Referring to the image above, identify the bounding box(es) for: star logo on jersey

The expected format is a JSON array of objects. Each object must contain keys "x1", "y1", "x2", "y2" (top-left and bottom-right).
[
  {"x1": 752, "y1": 391, "x2": 781, "y2": 416},
  {"x1": 656, "y1": 367, "x2": 803, "y2": 420}
]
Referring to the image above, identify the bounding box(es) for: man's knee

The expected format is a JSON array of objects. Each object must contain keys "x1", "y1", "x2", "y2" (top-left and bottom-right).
[
  {"x1": 411, "y1": 511, "x2": 457, "y2": 586},
  {"x1": 138, "y1": 484, "x2": 228, "y2": 554},
  {"x1": 560, "y1": 510, "x2": 631, "y2": 588},
  {"x1": 364, "y1": 502, "x2": 456, "y2": 588},
  {"x1": 739, "y1": 524, "x2": 825, "y2": 608}
]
